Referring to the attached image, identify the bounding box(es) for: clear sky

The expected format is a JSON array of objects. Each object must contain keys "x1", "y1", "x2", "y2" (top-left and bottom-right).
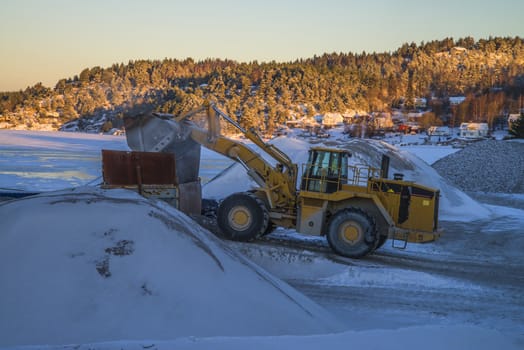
[{"x1": 1, "y1": 0, "x2": 523, "y2": 91}]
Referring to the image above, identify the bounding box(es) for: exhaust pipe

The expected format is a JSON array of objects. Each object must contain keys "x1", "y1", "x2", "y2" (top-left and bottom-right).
[{"x1": 380, "y1": 154, "x2": 390, "y2": 179}]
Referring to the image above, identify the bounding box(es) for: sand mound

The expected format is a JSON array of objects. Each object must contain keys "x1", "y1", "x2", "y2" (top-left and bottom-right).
[{"x1": 0, "y1": 187, "x2": 341, "y2": 347}]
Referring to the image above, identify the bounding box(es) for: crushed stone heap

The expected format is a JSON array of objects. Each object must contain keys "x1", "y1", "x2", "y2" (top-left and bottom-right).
[{"x1": 432, "y1": 140, "x2": 524, "y2": 193}]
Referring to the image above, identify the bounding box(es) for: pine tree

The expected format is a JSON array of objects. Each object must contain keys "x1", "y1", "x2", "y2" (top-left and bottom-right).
[
  {"x1": 509, "y1": 114, "x2": 524, "y2": 138},
  {"x1": 404, "y1": 70, "x2": 415, "y2": 110}
]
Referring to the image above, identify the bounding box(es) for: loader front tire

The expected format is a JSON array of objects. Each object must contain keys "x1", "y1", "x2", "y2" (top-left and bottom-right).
[
  {"x1": 326, "y1": 209, "x2": 377, "y2": 258},
  {"x1": 217, "y1": 192, "x2": 269, "y2": 242}
]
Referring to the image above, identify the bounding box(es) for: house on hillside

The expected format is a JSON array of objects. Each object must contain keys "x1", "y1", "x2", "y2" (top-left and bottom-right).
[
  {"x1": 285, "y1": 120, "x2": 301, "y2": 129},
  {"x1": 427, "y1": 126, "x2": 451, "y2": 137},
  {"x1": 451, "y1": 47, "x2": 468, "y2": 56},
  {"x1": 285, "y1": 116, "x2": 320, "y2": 129},
  {"x1": 407, "y1": 112, "x2": 424, "y2": 120},
  {"x1": 459, "y1": 122, "x2": 489, "y2": 139},
  {"x1": 302, "y1": 116, "x2": 319, "y2": 128},
  {"x1": 449, "y1": 96, "x2": 466, "y2": 106},
  {"x1": 321, "y1": 112, "x2": 344, "y2": 128},
  {"x1": 414, "y1": 97, "x2": 427, "y2": 109},
  {"x1": 508, "y1": 114, "x2": 521, "y2": 131},
  {"x1": 372, "y1": 112, "x2": 393, "y2": 129}
]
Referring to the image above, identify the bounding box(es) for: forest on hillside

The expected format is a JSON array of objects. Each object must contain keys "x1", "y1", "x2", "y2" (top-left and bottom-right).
[{"x1": 1, "y1": 36, "x2": 523, "y2": 133}]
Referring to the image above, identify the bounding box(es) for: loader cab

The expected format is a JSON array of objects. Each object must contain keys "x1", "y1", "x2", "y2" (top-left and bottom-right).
[{"x1": 301, "y1": 147, "x2": 350, "y2": 193}]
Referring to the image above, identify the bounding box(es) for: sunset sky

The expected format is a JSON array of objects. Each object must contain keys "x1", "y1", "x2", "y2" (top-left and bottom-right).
[{"x1": 1, "y1": 0, "x2": 523, "y2": 91}]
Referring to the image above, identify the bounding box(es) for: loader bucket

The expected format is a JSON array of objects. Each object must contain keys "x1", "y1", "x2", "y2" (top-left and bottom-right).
[{"x1": 124, "y1": 114, "x2": 201, "y2": 184}]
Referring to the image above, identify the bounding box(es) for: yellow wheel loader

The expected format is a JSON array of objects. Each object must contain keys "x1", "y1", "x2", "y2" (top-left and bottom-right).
[{"x1": 123, "y1": 102, "x2": 440, "y2": 258}]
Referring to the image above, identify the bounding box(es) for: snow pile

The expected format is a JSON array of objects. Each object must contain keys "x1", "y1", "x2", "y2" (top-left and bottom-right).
[
  {"x1": 204, "y1": 136, "x2": 491, "y2": 221},
  {"x1": 394, "y1": 144, "x2": 459, "y2": 165},
  {"x1": 433, "y1": 139, "x2": 524, "y2": 193},
  {"x1": 4, "y1": 326, "x2": 519, "y2": 350},
  {"x1": 0, "y1": 187, "x2": 342, "y2": 347}
]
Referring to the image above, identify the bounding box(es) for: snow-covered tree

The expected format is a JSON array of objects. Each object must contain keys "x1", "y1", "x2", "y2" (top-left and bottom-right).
[{"x1": 509, "y1": 113, "x2": 524, "y2": 138}]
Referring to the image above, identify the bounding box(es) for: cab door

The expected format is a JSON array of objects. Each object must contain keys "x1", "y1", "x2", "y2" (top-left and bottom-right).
[{"x1": 301, "y1": 149, "x2": 348, "y2": 193}]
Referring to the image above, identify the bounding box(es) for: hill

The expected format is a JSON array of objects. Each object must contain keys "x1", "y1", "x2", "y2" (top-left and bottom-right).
[{"x1": 1, "y1": 36, "x2": 523, "y2": 133}]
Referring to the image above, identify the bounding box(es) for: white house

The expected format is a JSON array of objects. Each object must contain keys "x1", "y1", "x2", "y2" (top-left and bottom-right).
[
  {"x1": 508, "y1": 114, "x2": 521, "y2": 131},
  {"x1": 449, "y1": 96, "x2": 466, "y2": 106},
  {"x1": 459, "y1": 122, "x2": 489, "y2": 139},
  {"x1": 414, "y1": 97, "x2": 427, "y2": 109},
  {"x1": 321, "y1": 113, "x2": 344, "y2": 128},
  {"x1": 427, "y1": 126, "x2": 451, "y2": 137},
  {"x1": 372, "y1": 112, "x2": 393, "y2": 129}
]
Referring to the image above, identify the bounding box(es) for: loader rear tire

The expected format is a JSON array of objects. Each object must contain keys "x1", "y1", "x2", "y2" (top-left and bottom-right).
[
  {"x1": 326, "y1": 209, "x2": 377, "y2": 258},
  {"x1": 217, "y1": 192, "x2": 269, "y2": 242}
]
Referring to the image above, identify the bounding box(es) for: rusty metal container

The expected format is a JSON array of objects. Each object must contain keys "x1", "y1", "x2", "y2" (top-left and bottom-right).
[
  {"x1": 101, "y1": 150, "x2": 201, "y2": 215},
  {"x1": 101, "y1": 150, "x2": 178, "y2": 185}
]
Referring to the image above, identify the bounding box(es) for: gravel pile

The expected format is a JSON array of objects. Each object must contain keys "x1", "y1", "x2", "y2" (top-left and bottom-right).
[{"x1": 432, "y1": 140, "x2": 524, "y2": 193}]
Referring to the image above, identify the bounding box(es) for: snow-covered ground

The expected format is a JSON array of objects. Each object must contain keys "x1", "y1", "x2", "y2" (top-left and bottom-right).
[{"x1": 0, "y1": 129, "x2": 523, "y2": 349}]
